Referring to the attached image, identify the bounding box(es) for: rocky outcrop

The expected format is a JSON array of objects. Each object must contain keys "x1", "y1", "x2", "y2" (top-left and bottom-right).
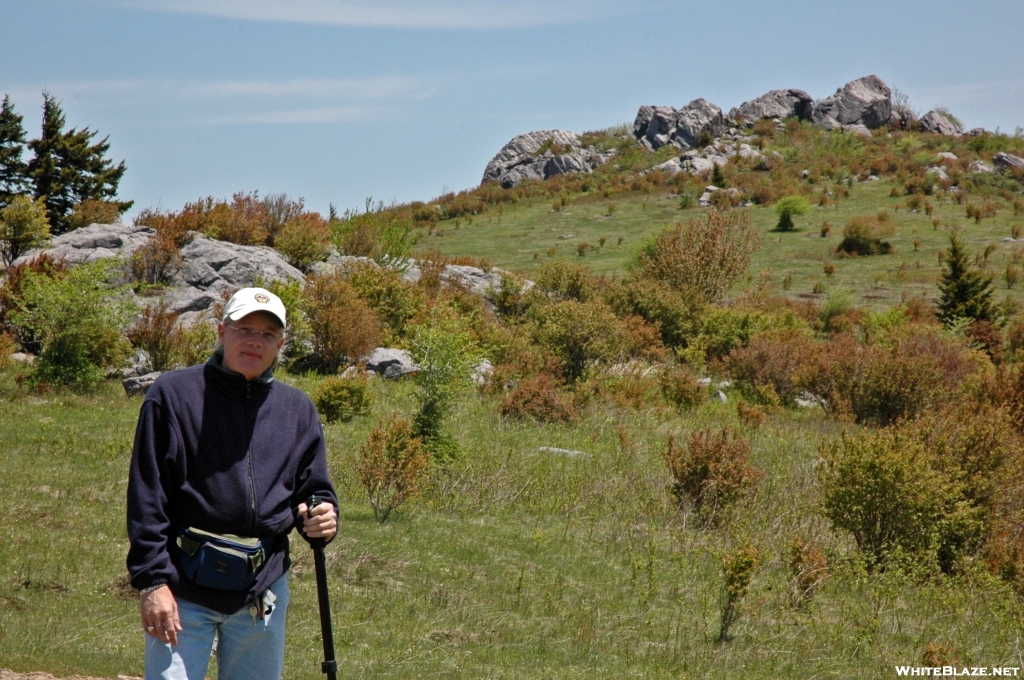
[
  {"x1": 729, "y1": 89, "x2": 813, "y2": 122},
  {"x1": 313, "y1": 254, "x2": 514, "y2": 300},
  {"x1": 634, "y1": 99, "x2": 726, "y2": 151},
  {"x1": 994, "y1": 152, "x2": 1024, "y2": 171},
  {"x1": 919, "y1": 110, "x2": 962, "y2": 136},
  {"x1": 643, "y1": 127, "x2": 760, "y2": 178},
  {"x1": 812, "y1": 75, "x2": 892, "y2": 130},
  {"x1": 362, "y1": 347, "x2": 417, "y2": 378},
  {"x1": 123, "y1": 371, "x2": 162, "y2": 397},
  {"x1": 12, "y1": 222, "x2": 155, "y2": 268},
  {"x1": 481, "y1": 130, "x2": 613, "y2": 188}
]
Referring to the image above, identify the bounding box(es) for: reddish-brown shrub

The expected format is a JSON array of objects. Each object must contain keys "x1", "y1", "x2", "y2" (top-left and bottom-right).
[
  {"x1": 274, "y1": 212, "x2": 330, "y2": 270},
  {"x1": 737, "y1": 401, "x2": 767, "y2": 429},
  {"x1": 499, "y1": 373, "x2": 578, "y2": 423},
  {"x1": 790, "y1": 537, "x2": 828, "y2": 608},
  {"x1": 620, "y1": 314, "x2": 666, "y2": 361},
  {"x1": 303, "y1": 272, "x2": 383, "y2": 372},
  {"x1": 660, "y1": 364, "x2": 707, "y2": 410},
  {"x1": 357, "y1": 413, "x2": 429, "y2": 522},
  {"x1": 662, "y1": 427, "x2": 763, "y2": 527},
  {"x1": 723, "y1": 329, "x2": 816, "y2": 405},
  {"x1": 967, "y1": 319, "x2": 1004, "y2": 364},
  {"x1": 127, "y1": 301, "x2": 180, "y2": 372}
]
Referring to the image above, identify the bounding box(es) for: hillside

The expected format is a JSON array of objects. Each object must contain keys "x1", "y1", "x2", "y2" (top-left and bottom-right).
[{"x1": 2, "y1": 76, "x2": 1024, "y2": 679}]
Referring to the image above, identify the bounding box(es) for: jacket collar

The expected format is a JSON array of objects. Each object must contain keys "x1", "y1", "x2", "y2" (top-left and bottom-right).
[{"x1": 205, "y1": 349, "x2": 275, "y2": 397}]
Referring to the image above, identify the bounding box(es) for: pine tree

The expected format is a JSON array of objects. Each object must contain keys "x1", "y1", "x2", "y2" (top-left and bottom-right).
[
  {"x1": 27, "y1": 92, "x2": 130, "y2": 235},
  {"x1": 937, "y1": 232, "x2": 996, "y2": 327},
  {"x1": 0, "y1": 95, "x2": 29, "y2": 209}
]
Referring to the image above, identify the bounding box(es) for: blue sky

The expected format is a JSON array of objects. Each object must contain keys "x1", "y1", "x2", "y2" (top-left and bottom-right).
[{"x1": 1, "y1": 0, "x2": 1022, "y2": 219}]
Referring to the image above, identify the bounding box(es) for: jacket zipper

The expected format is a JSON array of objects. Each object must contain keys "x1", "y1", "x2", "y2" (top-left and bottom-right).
[{"x1": 245, "y1": 382, "x2": 258, "y2": 532}]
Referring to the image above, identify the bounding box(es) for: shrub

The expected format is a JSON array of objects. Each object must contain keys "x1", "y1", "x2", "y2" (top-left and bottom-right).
[
  {"x1": 66, "y1": 199, "x2": 124, "y2": 231},
  {"x1": 499, "y1": 372, "x2": 578, "y2": 423},
  {"x1": 0, "y1": 332, "x2": 15, "y2": 369},
  {"x1": 261, "y1": 193, "x2": 306, "y2": 246},
  {"x1": 603, "y1": 278, "x2": 705, "y2": 349},
  {"x1": 528, "y1": 299, "x2": 625, "y2": 384},
  {"x1": 773, "y1": 195, "x2": 811, "y2": 232},
  {"x1": 789, "y1": 537, "x2": 828, "y2": 608},
  {"x1": 356, "y1": 413, "x2": 429, "y2": 522},
  {"x1": 202, "y1": 192, "x2": 268, "y2": 245},
  {"x1": 9, "y1": 259, "x2": 136, "y2": 388},
  {"x1": 718, "y1": 545, "x2": 759, "y2": 643},
  {"x1": 303, "y1": 272, "x2": 383, "y2": 372},
  {"x1": 0, "y1": 253, "x2": 70, "y2": 350},
  {"x1": 408, "y1": 308, "x2": 480, "y2": 460},
  {"x1": 533, "y1": 260, "x2": 597, "y2": 302},
  {"x1": 633, "y1": 209, "x2": 761, "y2": 302},
  {"x1": 332, "y1": 198, "x2": 412, "y2": 266},
  {"x1": 737, "y1": 401, "x2": 767, "y2": 429},
  {"x1": 312, "y1": 374, "x2": 374, "y2": 423},
  {"x1": 682, "y1": 306, "x2": 807, "y2": 367},
  {"x1": 662, "y1": 427, "x2": 762, "y2": 527},
  {"x1": 274, "y1": 212, "x2": 330, "y2": 270},
  {"x1": 0, "y1": 195, "x2": 50, "y2": 267},
  {"x1": 172, "y1": 321, "x2": 217, "y2": 368},
  {"x1": 127, "y1": 301, "x2": 180, "y2": 372},
  {"x1": 659, "y1": 364, "x2": 707, "y2": 410},
  {"x1": 723, "y1": 329, "x2": 816, "y2": 405},
  {"x1": 837, "y1": 215, "x2": 896, "y2": 256},
  {"x1": 341, "y1": 260, "x2": 424, "y2": 342},
  {"x1": 937, "y1": 232, "x2": 997, "y2": 327}
]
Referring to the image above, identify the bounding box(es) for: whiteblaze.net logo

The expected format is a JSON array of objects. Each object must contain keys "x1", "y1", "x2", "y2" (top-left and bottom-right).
[{"x1": 895, "y1": 667, "x2": 1020, "y2": 677}]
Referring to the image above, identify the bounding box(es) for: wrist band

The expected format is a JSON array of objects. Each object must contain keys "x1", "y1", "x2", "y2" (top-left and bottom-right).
[{"x1": 140, "y1": 583, "x2": 166, "y2": 595}]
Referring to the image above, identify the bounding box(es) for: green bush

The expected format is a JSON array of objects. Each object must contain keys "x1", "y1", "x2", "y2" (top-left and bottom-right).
[
  {"x1": 274, "y1": 213, "x2": 331, "y2": 271},
  {"x1": 532, "y1": 260, "x2": 597, "y2": 302},
  {"x1": 341, "y1": 260, "x2": 424, "y2": 342},
  {"x1": 837, "y1": 215, "x2": 896, "y2": 256},
  {"x1": 773, "y1": 195, "x2": 811, "y2": 232},
  {"x1": 659, "y1": 363, "x2": 707, "y2": 410},
  {"x1": 528, "y1": 299, "x2": 625, "y2": 384},
  {"x1": 303, "y1": 272, "x2": 383, "y2": 373},
  {"x1": 312, "y1": 373, "x2": 374, "y2": 423},
  {"x1": 331, "y1": 198, "x2": 412, "y2": 266},
  {"x1": 254, "y1": 276, "x2": 311, "y2": 359},
  {"x1": 680, "y1": 306, "x2": 806, "y2": 367},
  {"x1": 603, "y1": 278, "x2": 705, "y2": 349},
  {"x1": 9, "y1": 259, "x2": 135, "y2": 388},
  {"x1": 0, "y1": 332, "x2": 15, "y2": 369},
  {"x1": 0, "y1": 195, "x2": 50, "y2": 267},
  {"x1": 408, "y1": 307, "x2": 480, "y2": 460}
]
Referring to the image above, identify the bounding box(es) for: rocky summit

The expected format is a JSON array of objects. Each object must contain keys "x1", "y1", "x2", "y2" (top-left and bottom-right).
[{"x1": 481, "y1": 129, "x2": 615, "y2": 189}]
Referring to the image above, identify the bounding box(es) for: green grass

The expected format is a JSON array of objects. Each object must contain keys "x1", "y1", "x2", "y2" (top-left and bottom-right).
[
  {"x1": 3, "y1": 364, "x2": 1024, "y2": 678},
  {"x1": 423, "y1": 178, "x2": 1024, "y2": 311}
]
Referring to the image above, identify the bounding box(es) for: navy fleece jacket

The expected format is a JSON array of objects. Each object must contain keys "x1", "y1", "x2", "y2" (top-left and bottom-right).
[{"x1": 126, "y1": 354, "x2": 337, "y2": 614}]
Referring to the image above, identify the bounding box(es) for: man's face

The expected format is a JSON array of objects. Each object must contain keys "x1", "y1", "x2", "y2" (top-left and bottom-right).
[{"x1": 217, "y1": 311, "x2": 285, "y2": 380}]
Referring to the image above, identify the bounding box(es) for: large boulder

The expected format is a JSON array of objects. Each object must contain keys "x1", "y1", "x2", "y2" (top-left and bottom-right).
[
  {"x1": 12, "y1": 222, "x2": 155, "y2": 268},
  {"x1": 994, "y1": 152, "x2": 1024, "y2": 171},
  {"x1": 633, "y1": 99, "x2": 726, "y2": 150},
  {"x1": 481, "y1": 130, "x2": 611, "y2": 188},
  {"x1": 919, "y1": 110, "x2": 962, "y2": 136},
  {"x1": 812, "y1": 75, "x2": 892, "y2": 130},
  {"x1": 171, "y1": 233, "x2": 304, "y2": 294},
  {"x1": 362, "y1": 347, "x2": 417, "y2": 378},
  {"x1": 729, "y1": 89, "x2": 813, "y2": 122}
]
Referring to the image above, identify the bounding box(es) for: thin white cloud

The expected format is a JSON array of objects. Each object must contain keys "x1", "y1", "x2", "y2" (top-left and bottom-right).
[
  {"x1": 195, "y1": 105, "x2": 384, "y2": 125},
  {"x1": 120, "y1": 0, "x2": 633, "y2": 29}
]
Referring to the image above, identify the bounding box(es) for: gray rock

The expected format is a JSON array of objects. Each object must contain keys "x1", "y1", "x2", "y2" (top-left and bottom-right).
[
  {"x1": 994, "y1": 152, "x2": 1024, "y2": 171},
  {"x1": 472, "y1": 358, "x2": 493, "y2": 385},
  {"x1": 538, "y1": 446, "x2": 591, "y2": 459},
  {"x1": 688, "y1": 157, "x2": 719, "y2": 175},
  {"x1": 729, "y1": 88, "x2": 813, "y2": 122},
  {"x1": 481, "y1": 130, "x2": 611, "y2": 188},
  {"x1": 10, "y1": 352, "x2": 34, "y2": 363},
  {"x1": 647, "y1": 157, "x2": 685, "y2": 175},
  {"x1": 969, "y1": 160, "x2": 995, "y2": 173},
  {"x1": 925, "y1": 166, "x2": 949, "y2": 181},
  {"x1": 812, "y1": 75, "x2": 892, "y2": 130},
  {"x1": 920, "y1": 110, "x2": 962, "y2": 136},
  {"x1": 714, "y1": 389, "x2": 728, "y2": 403},
  {"x1": 123, "y1": 371, "x2": 162, "y2": 397},
  {"x1": 13, "y1": 222, "x2": 156, "y2": 268},
  {"x1": 172, "y1": 234, "x2": 304, "y2": 294},
  {"x1": 362, "y1": 347, "x2": 417, "y2": 378},
  {"x1": 633, "y1": 99, "x2": 726, "y2": 151},
  {"x1": 842, "y1": 124, "x2": 872, "y2": 137},
  {"x1": 937, "y1": 152, "x2": 958, "y2": 162}
]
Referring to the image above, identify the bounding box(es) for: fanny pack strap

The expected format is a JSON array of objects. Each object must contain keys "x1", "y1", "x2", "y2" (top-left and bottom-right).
[{"x1": 176, "y1": 528, "x2": 266, "y2": 571}]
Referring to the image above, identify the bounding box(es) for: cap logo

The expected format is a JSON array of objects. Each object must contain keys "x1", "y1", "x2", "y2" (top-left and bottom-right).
[{"x1": 254, "y1": 293, "x2": 270, "y2": 303}]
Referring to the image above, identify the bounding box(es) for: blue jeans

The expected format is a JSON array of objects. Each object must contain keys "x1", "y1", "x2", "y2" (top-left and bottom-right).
[{"x1": 144, "y1": 574, "x2": 289, "y2": 680}]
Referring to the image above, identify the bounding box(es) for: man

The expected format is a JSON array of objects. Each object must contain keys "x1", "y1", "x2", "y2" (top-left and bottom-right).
[{"x1": 127, "y1": 287, "x2": 338, "y2": 680}]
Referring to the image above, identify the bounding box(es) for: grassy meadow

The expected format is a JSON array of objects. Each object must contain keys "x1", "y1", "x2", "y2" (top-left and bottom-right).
[{"x1": 2, "y1": 360, "x2": 1024, "y2": 679}]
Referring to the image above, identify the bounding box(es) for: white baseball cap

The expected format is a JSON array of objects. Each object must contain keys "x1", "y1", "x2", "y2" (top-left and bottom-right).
[{"x1": 222, "y1": 287, "x2": 287, "y2": 329}]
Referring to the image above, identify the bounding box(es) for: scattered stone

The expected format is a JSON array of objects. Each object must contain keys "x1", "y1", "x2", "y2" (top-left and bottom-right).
[
  {"x1": 10, "y1": 352, "x2": 34, "y2": 363},
  {"x1": 697, "y1": 377, "x2": 712, "y2": 387},
  {"x1": 842, "y1": 123, "x2": 872, "y2": 137},
  {"x1": 714, "y1": 389, "x2": 728, "y2": 404},
  {"x1": 919, "y1": 110, "x2": 962, "y2": 136},
  {"x1": 968, "y1": 160, "x2": 995, "y2": 173},
  {"x1": 340, "y1": 365, "x2": 375, "y2": 379},
  {"x1": 925, "y1": 166, "x2": 949, "y2": 181},
  {"x1": 812, "y1": 75, "x2": 892, "y2": 131},
  {"x1": 362, "y1": 347, "x2": 417, "y2": 378},
  {"x1": 123, "y1": 372, "x2": 162, "y2": 397},
  {"x1": 937, "y1": 152, "x2": 958, "y2": 162},
  {"x1": 12, "y1": 222, "x2": 155, "y2": 268},
  {"x1": 994, "y1": 152, "x2": 1024, "y2": 171},
  {"x1": 472, "y1": 358, "x2": 493, "y2": 385},
  {"x1": 538, "y1": 446, "x2": 591, "y2": 459},
  {"x1": 729, "y1": 88, "x2": 813, "y2": 122},
  {"x1": 481, "y1": 130, "x2": 612, "y2": 188}
]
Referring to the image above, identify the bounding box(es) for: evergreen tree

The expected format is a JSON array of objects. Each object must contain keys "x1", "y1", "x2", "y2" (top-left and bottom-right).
[
  {"x1": 937, "y1": 232, "x2": 996, "y2": 327},
  {"x1": 0, "y1": 95, "x2": 29, "y2": 209},
  {"x1": 27, "y1": 92, "x2": 130, "y2": 235}
]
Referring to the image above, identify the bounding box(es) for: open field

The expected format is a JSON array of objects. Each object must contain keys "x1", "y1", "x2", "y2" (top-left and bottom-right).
[
  {"x1": 3, "y1": 363, "x2": 1024, "y2": 679},
  {"x1": 424, "y1": 178, "x2": 1024, "y2": 311}
]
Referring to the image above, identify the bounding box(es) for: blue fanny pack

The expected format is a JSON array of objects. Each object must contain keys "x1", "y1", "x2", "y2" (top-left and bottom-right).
[{"x1": 175, "y1": 527, "x2": 265, "y2": 591}]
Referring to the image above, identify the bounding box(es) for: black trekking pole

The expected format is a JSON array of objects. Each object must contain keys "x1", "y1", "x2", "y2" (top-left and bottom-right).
[{"x1": 307, "y1": 496, "x2": 337, "y2": 680}]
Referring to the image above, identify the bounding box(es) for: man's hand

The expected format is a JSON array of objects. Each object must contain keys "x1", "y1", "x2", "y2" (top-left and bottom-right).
[
  {"x1": 140, "y1": 585, "x2": 181, "y2": 646},
  {"x1": 297, "y1": 501, "x2": 337, "y2": 541}
]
